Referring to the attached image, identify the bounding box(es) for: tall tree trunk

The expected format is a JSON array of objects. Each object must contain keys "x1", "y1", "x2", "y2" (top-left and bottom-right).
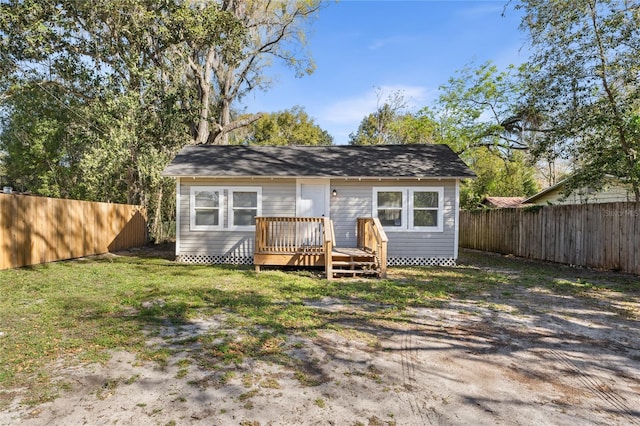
[
  {"x1": 217, "y1": 99, "x2": 231, "y2": 145},
  {"x1": 152, "y1": 185, "x2": 163, "y2": 241},
  {"x1": 192, "y1": 49, "x2": 215, "y2": 145}
]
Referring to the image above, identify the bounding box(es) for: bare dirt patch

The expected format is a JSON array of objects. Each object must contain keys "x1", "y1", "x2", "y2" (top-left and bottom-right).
[{"x1": 1, "y1": 249, "x2": 639, "y2": 425}]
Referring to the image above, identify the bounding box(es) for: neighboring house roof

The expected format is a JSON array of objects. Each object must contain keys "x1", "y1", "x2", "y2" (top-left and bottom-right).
[
  {"x1": 480, "y1": 196, "x2": 526, "y2": 208},
  {"x1": 162, "y1": 144, "x2": 476, "y2": 179},
  {"x1": 522, "y1": 179, "x2": 567, "y2": 204}
]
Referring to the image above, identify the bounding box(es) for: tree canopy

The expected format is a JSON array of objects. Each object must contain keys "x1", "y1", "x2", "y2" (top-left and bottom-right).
[
  {"x1": 244, "y1": 106, "x2": 333, "y2": 146},
  {"x1": 346, "y1": 69, "x2": 540, "y2": 208},
  {"x1": 2, "y1": 0, "x2": 638, "y2": 229},
  {"x1": 0, "y1": 0, "x2": 322, "y2": 238},
  {"x1": 518, "y1": 0, "x2": 640, "y2": 200}
]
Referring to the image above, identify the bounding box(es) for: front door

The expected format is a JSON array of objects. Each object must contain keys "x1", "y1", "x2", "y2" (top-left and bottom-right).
[
  {"x1": 296, "y1": 180, "x2": 330, "y2": 247},
  {"x1": 297, "y1": 180, "x2": 329, "y2": 218}
]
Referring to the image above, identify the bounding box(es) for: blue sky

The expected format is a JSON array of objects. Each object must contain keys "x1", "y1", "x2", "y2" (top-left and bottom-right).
[{"x1": 246, "y1": 1, "x2": 529, "y2": 145}]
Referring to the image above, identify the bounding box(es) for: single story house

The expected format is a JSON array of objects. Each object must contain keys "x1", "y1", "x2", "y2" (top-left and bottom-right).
[
  {"x1": 162, "y1": 144, "x2": 475, "y2": 276},
  {"x1": 523, "y1": 176, "x2": 635, "y2": 205}
]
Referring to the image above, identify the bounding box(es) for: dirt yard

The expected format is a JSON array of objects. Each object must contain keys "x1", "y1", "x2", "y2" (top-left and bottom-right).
[{"x1": 1, "y1": 249, "x2": 639, "y2": 425}]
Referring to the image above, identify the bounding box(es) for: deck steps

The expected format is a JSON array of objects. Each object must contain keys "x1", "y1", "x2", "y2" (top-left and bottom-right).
[
  {"x1": 332, "y1": 261, "x2": 377, "y2": 267},
  {"x1": 331, "y1": 269, "x2": 378, "y2": 275},
  {"x1": 330, "y1": 247, "x2": 381, "y2": 278}
]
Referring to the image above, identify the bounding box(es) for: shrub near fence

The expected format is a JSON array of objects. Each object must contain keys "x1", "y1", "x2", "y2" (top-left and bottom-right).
[
  {"x1": 0, "y1": 194, "x2": 147, "y2": 270},
  {"x1": 459, "y1": 202, "x2": 640, "y2": 275}
]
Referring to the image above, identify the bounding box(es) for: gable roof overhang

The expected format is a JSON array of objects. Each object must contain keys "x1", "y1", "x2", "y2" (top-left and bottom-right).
[
  {"x1": 162, "y1": 145, "x2": 476, "y2": 180},
  {"x1": 523, "y1": 179, "x2": 567, "y2": 204}
]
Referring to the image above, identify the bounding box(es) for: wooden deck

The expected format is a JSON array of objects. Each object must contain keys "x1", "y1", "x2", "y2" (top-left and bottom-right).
[
  {"x1": 254, "y1": 217, "x2": 387, "y2": 279},
  {"x1": 332, "y1": 247, "x2": 371, "y2": 257}
]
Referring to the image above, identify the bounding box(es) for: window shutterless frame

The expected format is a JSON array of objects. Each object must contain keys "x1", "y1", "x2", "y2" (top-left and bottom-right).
[
  {"x1": 372, "y1": 186, "x2": 444, "y2": 232},
  {"x1": 228, "y1": 187, "x2": 262, "y2": 230},
  {"x1": 372, "y1": 187, "x2": 406, "y2": 229},
  {"x1": 408, "y1": 187, "x2": 444, "y2": 232},
  {"x1": 190, "y1": 186, "x2": 224, "y2": 231}
]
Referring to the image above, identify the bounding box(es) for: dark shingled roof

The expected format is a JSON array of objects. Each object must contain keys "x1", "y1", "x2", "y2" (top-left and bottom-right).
[{"x1": 162, "y1": 144, "x2": 475, "y2": 179}]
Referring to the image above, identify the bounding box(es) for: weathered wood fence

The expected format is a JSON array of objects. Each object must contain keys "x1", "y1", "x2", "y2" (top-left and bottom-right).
[
  {"x1": 459, "y1": 202, "x2": 640, "y2": 275},
  {"x1": 1, "y1": 194, "x2": 147, "y2": 270}
]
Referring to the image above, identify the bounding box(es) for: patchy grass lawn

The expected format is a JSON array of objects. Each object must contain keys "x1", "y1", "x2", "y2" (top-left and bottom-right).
[{"x1": 0, "y1": 247, "x2": 638, "y2": 425}]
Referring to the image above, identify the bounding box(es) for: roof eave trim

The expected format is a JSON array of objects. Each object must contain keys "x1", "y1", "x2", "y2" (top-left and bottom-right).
[
  {"x1": 161, "y1": 174, "x2": 475, "y2": 180},
  {"x1": 161, "y1": 174, "x2": 476, "y2": 180}
]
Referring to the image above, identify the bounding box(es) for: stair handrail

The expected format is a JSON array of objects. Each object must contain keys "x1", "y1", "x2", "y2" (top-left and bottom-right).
[
  {"x1": 323, "y1": 217, "x2": 334, "y2": 280},
  {"x1": 356, "y1": 217, "x2": 388, "y2": 278}
]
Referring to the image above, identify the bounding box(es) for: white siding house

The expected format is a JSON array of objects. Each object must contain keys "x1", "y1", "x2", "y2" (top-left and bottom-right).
[
  {"x1": 524, "y1": 177, "x2": 636, "y2": 205},
  {"x1": 163, "y1": 145, "x2": 475, "y2": 267}
]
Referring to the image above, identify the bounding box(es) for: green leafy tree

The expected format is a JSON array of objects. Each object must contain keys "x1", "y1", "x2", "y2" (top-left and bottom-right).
[
  {"x1": 424, "y1": 62, "x2": 541, "y2": 207},
  {"x1": 348, "y1": 103, "x2": 401, "y2": 145},
  {"x1": 433, "y1": 61, "x2": 540, "y2": 155},
  {"x1": 348, "y1": 90, "x2": 427, "y2": 145},
  {"x1": 389, "y1": 108, "x2": 439, "y2": 145},
  {"x1": 518, "y1": 0, "x2": 640, "y2": 200},
  {"x1": 245, "y1": 106, "x2": 332, "y2": 145},
  {"x1": 460, "y1": 150, "x2": 538, "y2": 208},
  {"x1": 0, "y1": 0, "x2": 323, "y2": 239},
  {"x1": 0, "y1": 0, "x2": 199, "y2": 238},
  {"x1": 0, "y1": 83, "x2": 84, "y2": 197}
]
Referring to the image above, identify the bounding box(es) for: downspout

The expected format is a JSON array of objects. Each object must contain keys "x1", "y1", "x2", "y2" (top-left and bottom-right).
[
  {"x1": 175, "y1": 177, "x2": 181, "y2": 258},
  {"x1": 454, "y1": 180, "x2": 460, "y2": 260}
]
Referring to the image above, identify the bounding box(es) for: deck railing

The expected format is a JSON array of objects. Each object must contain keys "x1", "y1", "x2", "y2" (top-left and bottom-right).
[
  {"x1": 255, "y1": 216, "x2": 330, "y2": 253},
  {"x1": 254, "y1": 216, "x2": 335, "y2": 279},
  {"x1": 356, "y1": 217, "x2": 388, "y2": 278},
  {"x1": 255, "y1": 217, "x2": 387, "y2": 280}
]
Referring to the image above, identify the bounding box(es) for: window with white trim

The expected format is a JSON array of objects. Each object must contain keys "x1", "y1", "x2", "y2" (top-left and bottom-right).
[
  {"x1": 190, "y1": 187, "x2": 223, "y2": 230},
  {"x1": 411, "y1": 190, "x2": 440, "y2": 228},
  {"x1": 375, "y1": 190, "x2": 405, "y2": 228},
  {"x1": 229, "y1": 188, "x2": 262, "y2": 229},
  {"x1": 190, "y1": 186, "x2": 262, "y2": 231},
  {"x1": 373, "y1": 187, "x2": 444, "y2": 232}
]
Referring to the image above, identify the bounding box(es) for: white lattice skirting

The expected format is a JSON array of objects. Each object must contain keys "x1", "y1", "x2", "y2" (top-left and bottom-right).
[
  {"x1": 388, "y1": 257, "x2": 456, "y2": 267},
  {"x1": 177, "y1": 254, "x2": 456, "y2": 267},
  {"x1": 177, "y1": 254, "x2": 253, "y2": 265}
]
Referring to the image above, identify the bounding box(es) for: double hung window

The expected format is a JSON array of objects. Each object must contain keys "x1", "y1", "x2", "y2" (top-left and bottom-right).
[
  {"x1": 191, "y1": 187, "x2": 223, "y2": 230},
  {"x1": 190, "y1": 186, "x2": 261, "y2": 230},
  {"x1": 372, "y1": 187, "x2": 444, "y2": 232},
  {"x1": 228, "y1": 188, "x2": 261, "y2": 229}
]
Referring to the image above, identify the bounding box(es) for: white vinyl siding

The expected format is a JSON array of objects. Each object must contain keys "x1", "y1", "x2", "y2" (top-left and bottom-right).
[
  {"x1": 178, "y1": 178, "x2": 459, "y2": 261},
  {"x1": 330, "y1": 181, "x2": 457, "y2": 258},
  {"x1": 531, "y1": 183, "x2": 634, "y2": 205},
  {"x1": 179, "y1": 179, "x2": 295, "y2": 258}
]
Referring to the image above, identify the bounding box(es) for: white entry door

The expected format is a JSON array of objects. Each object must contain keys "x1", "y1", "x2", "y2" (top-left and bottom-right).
[{"x1": 297, "y1": 180, "x2": 330, "y2": 218}]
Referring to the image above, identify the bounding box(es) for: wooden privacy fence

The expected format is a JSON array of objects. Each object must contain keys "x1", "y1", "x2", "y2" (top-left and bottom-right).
[
  {"x1": 1, "y1": 194, "x2": 147, "y2": 270},
  {"x1": 459, "y1": 202, "x2": 640, "y2": 275}
]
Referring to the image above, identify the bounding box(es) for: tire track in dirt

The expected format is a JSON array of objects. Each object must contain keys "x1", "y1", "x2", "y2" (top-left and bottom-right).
[
  {"x1": 546, "y1": 349, "x2": 640, "y2": 425},
  {"x1": 396, "y1": 330, "x2": 431, "y2": 424}
]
